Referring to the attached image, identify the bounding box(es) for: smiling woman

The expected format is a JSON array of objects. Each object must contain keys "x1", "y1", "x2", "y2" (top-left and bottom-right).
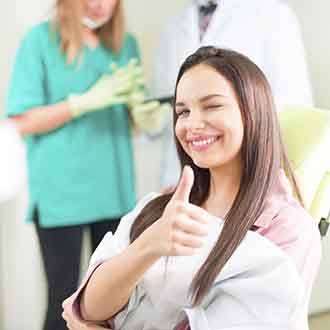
[
  {"x1": 62, "y1": 47, "x2": 321, "y2": 330},
  {"x1": 175, "y1": 67, "x2": 244, "y2": 171}
]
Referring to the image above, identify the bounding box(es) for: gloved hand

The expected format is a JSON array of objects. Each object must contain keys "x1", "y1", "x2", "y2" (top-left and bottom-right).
[
  {"x1": 68, "y1": 59, "x2": 144, "y2": 118},
  {"x1": 130, "y1": 100, "x2": 171, "y2": 135}
]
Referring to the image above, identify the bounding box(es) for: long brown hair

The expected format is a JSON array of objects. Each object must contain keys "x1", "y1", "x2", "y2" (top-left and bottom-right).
[
  {"x1": 130, "y1": 47, "x2": 303, "y2": 306},
  {"x1": 54, "y1": 0, "x2": 125, "y2": 62}
]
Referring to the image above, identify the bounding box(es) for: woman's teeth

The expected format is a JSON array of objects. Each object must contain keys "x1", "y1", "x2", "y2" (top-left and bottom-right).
[{"x1": 191, "y1": 136, "x2": 219, "y2": 147}]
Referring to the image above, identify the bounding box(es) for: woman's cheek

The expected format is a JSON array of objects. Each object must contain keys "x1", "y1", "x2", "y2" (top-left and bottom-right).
[
  {"x1": 175, "y1": 121, "x2": 182, "y2": 139},
  {"x1": 175, "y1": 122, "x2": 187, "y2": 147}
]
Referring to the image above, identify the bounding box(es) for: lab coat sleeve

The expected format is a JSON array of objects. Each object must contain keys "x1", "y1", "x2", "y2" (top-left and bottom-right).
[
  {"x1": 150, "y1": 19, "x2": 177, "y2": 98},
  {"x1": 68, "y1": 193, "x2": 159, "y2": 327},
  {"x1": 151, "y1": 22, "x2": 181, "y2": 187},
  {"x1": 263, "y1": 3, "x2": 313, "y2": 108},
  {"x1": 148, "y1": 20, "x2": 182, "y2": 187},
  {"x1": 6, "y1": 26, "x2": 46, "y2": 117}
]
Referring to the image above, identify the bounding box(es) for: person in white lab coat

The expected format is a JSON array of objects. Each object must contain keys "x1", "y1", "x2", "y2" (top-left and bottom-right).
[
  {"x1": 151, "y1": 0, "x2": 314, "y2": 188},
  {"x1": 61, "y1": 47, "x2": 320, "y2": 330}
]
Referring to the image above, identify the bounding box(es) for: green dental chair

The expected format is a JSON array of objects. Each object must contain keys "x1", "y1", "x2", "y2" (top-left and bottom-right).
[{"x1": 279, "y1": 107, "x2": 330, "y2": 236}]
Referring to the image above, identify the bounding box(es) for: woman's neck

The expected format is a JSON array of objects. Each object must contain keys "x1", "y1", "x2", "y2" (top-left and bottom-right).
[
  {"x1": 205, "y1": 159, "x2": 242, "y2": 218},
  {"x1": 83, "y1": 27, "x2": 100, "y2": 49}
]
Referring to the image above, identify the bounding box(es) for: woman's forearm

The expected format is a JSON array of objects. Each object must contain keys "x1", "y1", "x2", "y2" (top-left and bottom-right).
[
  {"x1": 80, "y1": 233, "x2": 159, "y2": 322},
  {"x1": 9, "y1": 101, "x2": 73, "y2": 136}
]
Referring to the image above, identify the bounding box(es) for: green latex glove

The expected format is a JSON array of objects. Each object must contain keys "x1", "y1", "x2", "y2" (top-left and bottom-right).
[
  {"x1": 68, "y1": 59, "x2": 144, "y2": 118},
  {"x1": 126, "y1": 88, "x2": 146, "y2": 108},
  {"x1": 130, "y1": 100, "x2": 171, "y2": 135}
]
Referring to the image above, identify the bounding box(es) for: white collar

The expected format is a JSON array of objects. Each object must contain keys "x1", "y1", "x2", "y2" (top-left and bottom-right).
[{"x1": 195, "y1": 0, "x2": 221, "y2": 6}]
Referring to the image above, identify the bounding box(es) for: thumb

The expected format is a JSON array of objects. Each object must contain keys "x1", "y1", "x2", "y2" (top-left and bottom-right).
[{"x1": 171, "y1": 166, "x2": 194, "y2": 202}]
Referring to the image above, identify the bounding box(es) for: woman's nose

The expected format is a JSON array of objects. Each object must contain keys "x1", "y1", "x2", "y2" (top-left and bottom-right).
[
  {"x1": 187, "y1": 112, "x2": 206, "y2": 130},
  {"x1": 87, "y1": 0, "x2": 102, "y2": 9}
]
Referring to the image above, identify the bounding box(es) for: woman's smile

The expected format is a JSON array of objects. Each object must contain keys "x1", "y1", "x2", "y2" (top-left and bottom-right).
[{"x1": 187, "y1": 134, "x2": 222, "y2": 152}]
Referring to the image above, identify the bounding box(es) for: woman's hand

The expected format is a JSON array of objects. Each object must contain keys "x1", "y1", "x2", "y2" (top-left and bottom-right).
[
  {"x1": 68, "y1": 58, "x2": 144, "y2": 118},
  {"x1": 141, "y1": 166, "x2": 210, "y2": 257},
  {"x1": 130, "y1": 100, "x2": 171, "y2": 135},
  {"x1": 62, "y1": 295, "x2": 112, "y2": 330}
]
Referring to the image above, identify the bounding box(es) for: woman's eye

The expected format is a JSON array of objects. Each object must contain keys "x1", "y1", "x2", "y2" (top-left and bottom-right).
[
  {"x1": 205, "y1": 104, "x2": 224, "y2": 110},
  {"x1": 177, "y1": 109, "x2": 190, "y2": 117}
]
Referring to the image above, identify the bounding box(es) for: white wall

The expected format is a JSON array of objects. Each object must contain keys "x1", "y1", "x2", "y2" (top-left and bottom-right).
[{"x1": 0, "y1": 0, "x2": 329, "y2": 329}]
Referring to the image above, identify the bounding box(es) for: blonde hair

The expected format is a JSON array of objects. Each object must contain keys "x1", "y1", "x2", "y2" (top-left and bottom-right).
[{"x1": 54, "y1": 0, "x2": 125, "y2": 62}]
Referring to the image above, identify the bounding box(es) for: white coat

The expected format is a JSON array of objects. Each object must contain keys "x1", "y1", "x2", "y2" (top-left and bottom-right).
[{"x1": 150, "y1": 0, "x2": 314, "y2": 187}]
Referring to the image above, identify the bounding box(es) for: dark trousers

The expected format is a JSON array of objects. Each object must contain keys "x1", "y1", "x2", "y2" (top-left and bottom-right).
[{"x1": 34, "y1": 210, "x2": 120, "y2": 330}]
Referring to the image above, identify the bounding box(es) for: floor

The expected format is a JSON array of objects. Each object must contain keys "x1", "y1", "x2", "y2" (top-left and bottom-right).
[{"x1": 309, "y1": 312, "x2": 330, "y2": 330}]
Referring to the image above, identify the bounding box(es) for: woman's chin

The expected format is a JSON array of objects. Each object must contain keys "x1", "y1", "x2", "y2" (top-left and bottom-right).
[{"x1": 192, "y1": 158, "x2": 217, "y2": 169}]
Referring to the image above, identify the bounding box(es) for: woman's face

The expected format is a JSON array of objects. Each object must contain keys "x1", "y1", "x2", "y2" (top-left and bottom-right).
[
  {"x1": 175, "y1": 64, "x2": 244, "y2": 171},
  {"x1": 83, "y1": 0, "x2": 118, "y2": 24}
]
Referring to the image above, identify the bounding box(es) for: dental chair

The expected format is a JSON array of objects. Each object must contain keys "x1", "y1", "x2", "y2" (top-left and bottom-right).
[{"x1": 279, "y1": 107, "x2": 330, "y2": 237}]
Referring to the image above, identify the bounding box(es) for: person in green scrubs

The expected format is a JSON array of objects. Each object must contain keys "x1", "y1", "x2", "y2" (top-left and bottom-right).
[{"x1": 6, "y1": 1, "x2": 142, "y2": 329}]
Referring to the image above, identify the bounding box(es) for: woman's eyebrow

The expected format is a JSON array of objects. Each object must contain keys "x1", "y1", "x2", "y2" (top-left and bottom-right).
[
  {"x1": 199, "y1": 94, "x2": 225, "y2": 102},
  {"x1": 176, "y1": 94, "x2": 225, "y2": 107},
  {"x1": 175, "y1": 101, "x2": 186, "y2": 107}
]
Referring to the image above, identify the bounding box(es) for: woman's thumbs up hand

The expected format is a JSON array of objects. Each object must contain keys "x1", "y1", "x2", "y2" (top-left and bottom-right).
[{"x1": 141, "y1": 166, "x2": 210, "y2": 258}]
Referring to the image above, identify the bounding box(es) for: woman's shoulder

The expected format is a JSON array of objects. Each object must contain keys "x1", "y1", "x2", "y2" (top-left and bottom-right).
[
  {"x1": 281, "y1": 201, "x2": 320, "y2": 246},
  {"x1": 256, "y1": 170, "x2": 320, "y2": 251},
  {"x1": 21, "y1": 21, "x2": 52, "y2": 44},
  {"x1": 111, "y1": 32, "x2": 140, "y2": 64},
  {"x1": 17, "y1": 21, "x2": 57, "y2": 56},
  {"x1": 273, "y1": 200, "x2": 320, "y2": 247},
  {"x1": 124, "y1": 32, "x2": 137, "y2": 43},
  {"x1": 120, "y1": 32, "x2": 139, "y2": 53},
  {"x1": 259, "y1": 199, "x2": 322, "y2": 277}
]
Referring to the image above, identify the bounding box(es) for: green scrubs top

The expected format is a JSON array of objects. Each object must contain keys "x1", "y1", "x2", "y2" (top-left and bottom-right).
[{"x1": 6, "y1": 21, "x2": 138, "y2": 228}]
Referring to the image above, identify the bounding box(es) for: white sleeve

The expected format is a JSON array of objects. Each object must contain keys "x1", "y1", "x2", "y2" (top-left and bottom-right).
[
  {"x1": 150, "y1": 19, "x2": 182, "y2": 188},
  {"x1": 263, "y1": 3, "x2": 313, "y2": 108},
  {"x1": 69, "y1": 193, "x2": 160, "y2": 327},
  {"x1": 0, "y1": 121, "x2": 27, "y2": 203}
]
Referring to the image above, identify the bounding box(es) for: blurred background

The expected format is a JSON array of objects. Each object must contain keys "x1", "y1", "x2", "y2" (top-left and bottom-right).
[{"x1": 0, "y1": 0, "x2": 329, "y2": 329}]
